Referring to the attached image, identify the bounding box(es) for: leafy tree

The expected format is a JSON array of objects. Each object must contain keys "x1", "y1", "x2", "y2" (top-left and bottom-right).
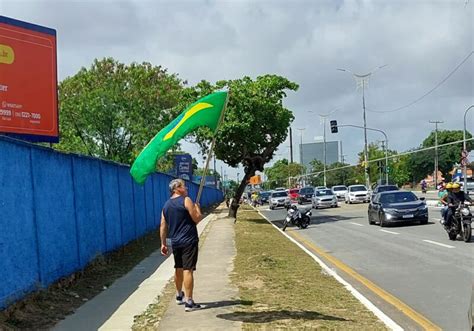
[
  {"x1": 189, "y1": 75, "x2": 299, "y2": 217},
  {"x1": 326, "y1": 162, "x2": 357, "y2": 187},
  {"x1": 308, "y1": 159, "x2": 324, "y2": 187},
  {"x1": 264, "y1": 159, "x2": 305, "y2": 189},
  {"x1": 389, "y1": 154, "x2": 412, "y2": 187},
  {"x1": 408, "y1": 130, "x2": 473, "y2": 182},
  {"x1": 56, "y1": 57, "x2": 185, "y2": 164}
]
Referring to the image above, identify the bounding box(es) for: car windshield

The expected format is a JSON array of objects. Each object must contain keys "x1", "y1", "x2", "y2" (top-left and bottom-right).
[
  {"x1": 316, "y1": 190, "x2": 333, "y2": 196},
  {"x1": 332, "y1": 186, "x2": 347, "y2": 191},
  {"x1": 271, "y1": 192, "x2": 287, "y2": 198},
  {"x1": 300, "y1": 187, "x2": 314, "y2": 194},
  {"x1": 380, "y1": 192, "x2": 417, "y2": 204},
  {"x1": 378, "y1": 185, "x2": 398, "y2": 192},
  {"x1": 289, "y1": 189, "x2": 299, "y2": 194},
  {"x1": 260, "y1": 192, "x2": 271, "y2": 198},
  {"x1": 350, "y1": 186, "x2": 367, "y2": 192}
]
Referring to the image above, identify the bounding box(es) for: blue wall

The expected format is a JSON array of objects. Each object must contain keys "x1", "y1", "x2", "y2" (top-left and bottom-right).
[{"x1": 0, "y1": 136, "x2": 223, "y2": 309}]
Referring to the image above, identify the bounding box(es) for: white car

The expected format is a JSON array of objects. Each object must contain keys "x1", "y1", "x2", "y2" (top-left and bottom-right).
[
  {"x1": 269, "y1": 191, "x2": 290, "y2": 210},
  {"x1": 312, "y1": 189, "x2": 338, "y2": 209},
  {"x1": 345, "y1": 185, "x2": 370, "y2": 204},
  {"x1": 332, "y1": 185, "x2": 348, "y2": 200}
]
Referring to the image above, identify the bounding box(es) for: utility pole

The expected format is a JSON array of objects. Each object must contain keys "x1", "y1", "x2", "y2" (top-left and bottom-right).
[
  {"x1": 429, "y1": 120, "x2": 443, "y2": 190},
  {"x1": 297, "y1": 128, "x2": 306, "y2": 186},
  {"x1": 338, "y1": 65, "x2": 387, "y2": 190},
  {"x1": 213, "y1": 153, "x2": 217, "y2": 188},
  {"x1": 289, "y1": 127, "x2": 294, "y2": 163},
  {"x1": 463, "y1": 106, "x2": 473, "y2": 191}
]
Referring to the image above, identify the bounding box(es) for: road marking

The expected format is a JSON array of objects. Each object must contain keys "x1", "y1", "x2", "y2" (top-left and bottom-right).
[
  {"x1": 422, "y1": 240, "x2": 455, "y2": 249},
  {"x1": 380, "y1": 229, "x2": 400, "y2": 235},
  {"x1": 288, "y1": 231, "x2": 441, "y2": 331},
  {"x1": 258, "y1": 211, "x2": 403, "y2": 331},
  {"x1": 349, "y1": 222, "x2": 364, "y2": 227}
]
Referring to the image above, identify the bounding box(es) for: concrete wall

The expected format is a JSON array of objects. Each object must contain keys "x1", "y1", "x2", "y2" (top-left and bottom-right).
[{"x1": 0, "y1": 136, "x2": 223, "y2": 309}]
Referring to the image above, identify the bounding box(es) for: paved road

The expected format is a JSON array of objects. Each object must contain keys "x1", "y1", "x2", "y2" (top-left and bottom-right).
[{"x1": 260, "y1": 202, "x2": 473, "y2": 331}]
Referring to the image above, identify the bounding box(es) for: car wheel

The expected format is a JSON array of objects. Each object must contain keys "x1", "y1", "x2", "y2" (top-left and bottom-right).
[
  {"x1": 380, "y1": 215, "x2": 387, "y2": 227},
  {"x1": 420, "y1": 218, "x2": 428, "y2": 225},
  {"x1": 368, "y1": 213, "x2": 375, "y2": 225}
]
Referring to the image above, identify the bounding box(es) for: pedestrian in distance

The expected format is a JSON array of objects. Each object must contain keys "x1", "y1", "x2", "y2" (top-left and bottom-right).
[{"x1": 160, "y1": 178, "x2": 203, "y2": 312}]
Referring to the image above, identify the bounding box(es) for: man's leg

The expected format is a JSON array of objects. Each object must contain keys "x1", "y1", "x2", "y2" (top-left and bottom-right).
[
  {"x1": 183, "y1": 269, "x2": 194, "y2": 300},
  {"x1": 175, "y1": 268, "x2": 184, "y2": 293},
  {"x1": 445, "y1": 208, "x2": 453, "y2": 226}
]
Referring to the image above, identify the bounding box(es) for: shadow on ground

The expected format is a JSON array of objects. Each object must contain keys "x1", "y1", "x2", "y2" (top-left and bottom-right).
[
  {"x1": 216, "y1": 310, "x2": 349, "y2": 323},
  {"x1": 200, "y1": 300, "x2": 253, "y2": 310}
]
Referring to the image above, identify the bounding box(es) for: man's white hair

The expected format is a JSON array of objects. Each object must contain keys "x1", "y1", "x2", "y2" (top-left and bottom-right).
[{"x1": 169, "y1": 178, "x2": 185, "y2": 192}]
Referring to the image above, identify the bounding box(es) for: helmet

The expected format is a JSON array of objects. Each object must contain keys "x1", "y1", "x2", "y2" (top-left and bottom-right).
[
  {"x1": 446, "y1": 183, "x2": 453, "y2": 189},
  {"x1": 452, "y1": 183, "x2": 460, "y2": 189}
]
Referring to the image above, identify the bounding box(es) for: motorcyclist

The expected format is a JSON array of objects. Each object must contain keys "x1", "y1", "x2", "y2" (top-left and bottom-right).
[
  {"x1": 439, "y1": 183, "x2": 452, "y2": 224},
  {"x1": 445, "y1": 183, "x2": 472, "y2": 226},
  {"x1": 421, "y1": 180, "x2": 427, "y2": 193}
]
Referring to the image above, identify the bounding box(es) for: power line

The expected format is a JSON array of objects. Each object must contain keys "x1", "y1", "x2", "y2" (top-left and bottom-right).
[
  {"x1": 290, "y1": 137, "x2": 474, "y2": 179},
  {"x1": 367, "y1": 51, "x2": 474, "y2": 114}
]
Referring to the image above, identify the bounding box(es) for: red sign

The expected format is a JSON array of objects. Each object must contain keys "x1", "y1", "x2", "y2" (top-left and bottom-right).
[{"x1": 0, "y1": 16, "x2": 58, "y2": 142}]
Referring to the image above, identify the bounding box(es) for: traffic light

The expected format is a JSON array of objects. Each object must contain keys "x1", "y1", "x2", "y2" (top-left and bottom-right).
[{"x1": 330, "y1": 120, "x2": 338, "y2": 133}]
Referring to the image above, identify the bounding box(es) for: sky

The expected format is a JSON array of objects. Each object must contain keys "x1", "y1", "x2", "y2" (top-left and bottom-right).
[{"x1": 1, "y1": 0, "x2": 473, "y2": 182}]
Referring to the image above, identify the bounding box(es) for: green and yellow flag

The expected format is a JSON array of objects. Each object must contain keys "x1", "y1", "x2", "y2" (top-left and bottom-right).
[{"x1": 130, "y1": 91, "x2": 228, "y2": 184}]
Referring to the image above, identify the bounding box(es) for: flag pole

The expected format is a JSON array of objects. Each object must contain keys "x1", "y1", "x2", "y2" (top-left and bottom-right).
[{"x1": 196, "y1": 90, "x2": 230, "y2": 204}]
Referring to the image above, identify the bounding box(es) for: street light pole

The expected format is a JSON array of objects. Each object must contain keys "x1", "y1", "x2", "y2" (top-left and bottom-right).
[
  {"x1": 429, "y1": 120, "x2": 443, "y2": 189},
  {"x1": 336, "y1": 124, "x2": 389, "y2": 185},
  {"x1": 297, "y1": 128, "x2": 306, "y2": 186},
  {"x1": 463, "y1": 105, "x2": 474, "y2": 191},
  {"x1": 338, "y1": 65, "x2": 387, "y2": 189}
]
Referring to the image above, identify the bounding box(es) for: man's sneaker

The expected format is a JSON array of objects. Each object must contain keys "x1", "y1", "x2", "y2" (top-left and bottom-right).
[
  {"x1": 184, "y1": 300, "x2": 202, "y2": 312},
  {"x1": 175, "y1": 292, "x2": 185, "y2": 305}
]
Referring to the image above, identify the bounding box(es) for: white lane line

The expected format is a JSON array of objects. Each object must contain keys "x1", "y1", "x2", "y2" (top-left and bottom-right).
[
  {"x1": 422, "y1": 240, "x2": 455, "y2": 249},
  {"x1": 380, "y1": 229, "x2": 400, "y2": 235},
  {"x1": 349, "y1": 222, "x2": 364, "y2": 227}
]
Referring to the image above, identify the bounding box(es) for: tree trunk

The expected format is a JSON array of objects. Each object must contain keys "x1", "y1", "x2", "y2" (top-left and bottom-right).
[{"x1": 228, "y1": 169, "x2": 254, "y2": 218}]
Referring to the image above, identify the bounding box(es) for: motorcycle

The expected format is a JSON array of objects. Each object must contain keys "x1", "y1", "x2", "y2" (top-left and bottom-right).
[
  {"x1": 282, "y1": 204, "x2": 311, "y2": 231},
  {"x1": 444, "y1": 202, "x2": 472, "y2": 242}
]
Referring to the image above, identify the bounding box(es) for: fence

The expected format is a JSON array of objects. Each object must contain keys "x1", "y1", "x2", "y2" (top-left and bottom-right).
[{"x1": 0, "y1": 136, "x2": 223, "y2": 309}]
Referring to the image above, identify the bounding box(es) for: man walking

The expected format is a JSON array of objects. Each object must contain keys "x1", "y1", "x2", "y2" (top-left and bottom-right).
[{"x1": 160, "y1": 179, "x2": 202, "y2": 311}]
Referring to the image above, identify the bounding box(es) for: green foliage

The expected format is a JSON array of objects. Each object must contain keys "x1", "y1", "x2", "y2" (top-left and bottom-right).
[
  {"x1": 56, "y1": 58, "x2": 185, "y2": 164},
  {"x1": 264, "y1": 159, "x2": 305, "y2": 189},
  {"x1": 408, "y1": 130, "x2": 473, "y2": 182}
]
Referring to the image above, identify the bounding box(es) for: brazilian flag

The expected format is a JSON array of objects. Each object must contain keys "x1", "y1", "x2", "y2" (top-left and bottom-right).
[{"x1": 130, "y1": 91, "x2": 228, "y2": 184}]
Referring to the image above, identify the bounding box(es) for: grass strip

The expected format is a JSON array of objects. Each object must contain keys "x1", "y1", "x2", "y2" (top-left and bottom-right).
[{"x1": 231, "y1": 207, "x2": 388, "y2": 330}]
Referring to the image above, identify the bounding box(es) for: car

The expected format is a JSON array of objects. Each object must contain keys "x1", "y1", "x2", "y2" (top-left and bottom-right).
[
  {"x1": 345, "y1": 185, "x2": 370, "y2": 204},
  {"x1": 298, "y1": 186, "x2": 315, "y2": 204},
  {"x1": 269, "y1": 191, "x2": 290, "y2": 210},
  {"x1": 368, "y1": 190, "x2": 428, "y2": 226},
  {"x1": 274, "y1": 187, "x2": 286, "y2": 191},
  {"x1": 288, "y1": 188, "x2": 300, "y2": 203},
  {"x1": 312, "y1": 189, "x2": 338, "y2": 209},
  {"x1": 315, "y1": 186, "x2": 327, "y2": 190},
  {"x1": 259, "y1": 191, "x2": 271, "y2": 204},
  {"x1": 371, "y1": 184, "x2": 399, "y2": 200},
  {"x1": 331, "y1": 185, "x2": 348, "y2": 200}
]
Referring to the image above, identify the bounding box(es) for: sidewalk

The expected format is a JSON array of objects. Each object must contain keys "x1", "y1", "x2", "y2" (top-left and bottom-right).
[{"x1": 54, "y1": 204, "x2": 241, "y2": 331}]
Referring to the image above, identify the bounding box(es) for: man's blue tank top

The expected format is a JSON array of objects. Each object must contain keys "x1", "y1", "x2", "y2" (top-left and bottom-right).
[{"x1": 163, "y1": 196, "x2": 198, "y2": 248}]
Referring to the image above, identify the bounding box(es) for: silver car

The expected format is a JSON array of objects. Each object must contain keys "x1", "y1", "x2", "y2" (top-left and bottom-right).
[
  {"x1": 312, "y1": 189, "x2": 338, "y2": 209},
  {"x1": 332, "y1": 185, "x2": 348, "y2": 200},
  {"x1": 269, "y1": 191, "x2": 290, "y2": 210}
]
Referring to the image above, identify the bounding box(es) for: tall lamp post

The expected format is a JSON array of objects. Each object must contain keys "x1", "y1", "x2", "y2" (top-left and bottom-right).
[
  {"x1": 338, "y1": 65, "x2": 387, "y2": 188},
  {"x1": 297, "y1": 128, "x2": 306, "y2": 186},
  {"x1": 463, "y1": 105, "x2": 474, "y2": 191},
  {"x1": 429, "y1": 120, "x2": 443, "y2": 189},
  {"x1": 310, "y1": 109, "x2": 339, "y2": 187}
]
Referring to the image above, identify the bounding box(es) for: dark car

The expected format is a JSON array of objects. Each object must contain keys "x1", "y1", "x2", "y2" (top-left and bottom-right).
[
  {"x1": 298, "y1": 186, "x2": 315, "y2": 204},
  {"x1": 368, "y1": 191, "x2": 428, "y2": 227},
  {"x1": 259, "y1": 191, "x2": 271, "y2": 204},
  {"x1": 371, "y1": 185, "x2": 399, "y2": 200}
]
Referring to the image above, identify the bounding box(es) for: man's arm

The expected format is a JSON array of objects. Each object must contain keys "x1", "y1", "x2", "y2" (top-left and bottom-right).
[
  {"x1": 184, "y1": 197, "x2": 202, "y2": 224},
  {"x1": 160, "y1": 211, "x2": 168, "y2": 255}
]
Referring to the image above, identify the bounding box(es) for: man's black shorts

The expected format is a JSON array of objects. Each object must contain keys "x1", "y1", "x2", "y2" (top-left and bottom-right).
[{"x1": 173, "y1": 243, "x2": 198, "y2": 270}]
